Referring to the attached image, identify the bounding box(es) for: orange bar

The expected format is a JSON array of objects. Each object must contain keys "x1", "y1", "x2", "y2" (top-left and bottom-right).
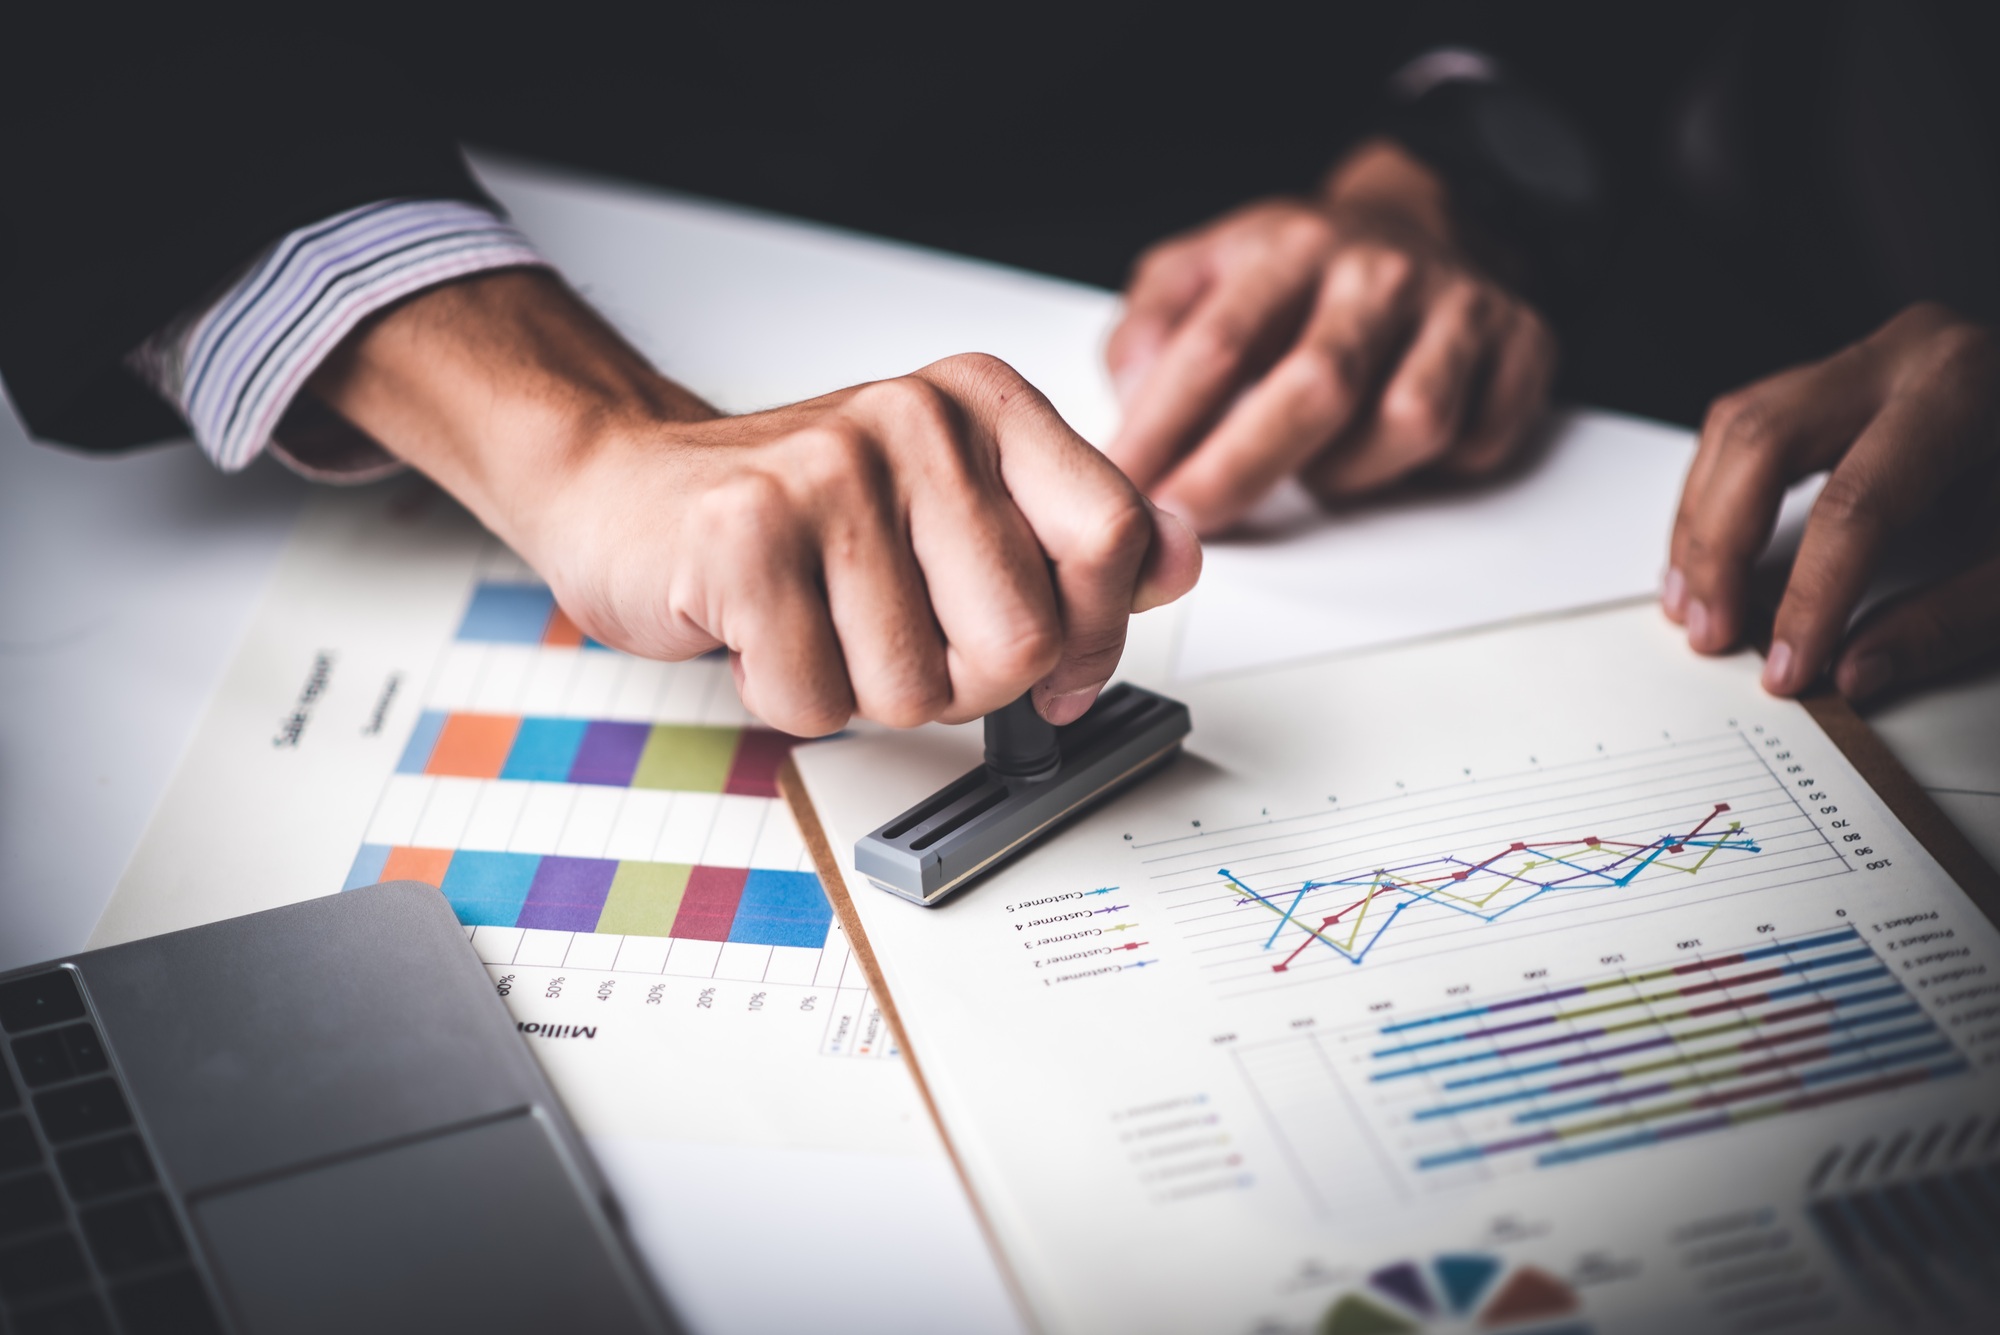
[
  {"x1": 381, "y1": 846, "x2": 454, "y2": 887},
  {"x1": 542, "y1": 607, "x2": 586, "y2": 648},
  {"x1": 426, "y1": 713, "x2": 522, "y2": 779}
]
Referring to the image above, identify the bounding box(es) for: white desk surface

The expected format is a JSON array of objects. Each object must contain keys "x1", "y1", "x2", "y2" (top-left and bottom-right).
[{"x1": 2, "y1": 152, "x2": 1996, "y2": 1332}]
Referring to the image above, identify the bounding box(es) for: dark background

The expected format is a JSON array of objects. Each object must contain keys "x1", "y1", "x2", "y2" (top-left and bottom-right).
[{"x1": 10, "y1": 1, "x2": 1999, "y2": 436}]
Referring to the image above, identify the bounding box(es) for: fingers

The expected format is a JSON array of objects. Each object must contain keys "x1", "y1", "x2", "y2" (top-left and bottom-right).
[
  {"x1": 693, "y1": 473, "x2": 855, "y2": 736},
  {"x1": 1441, "y1": 304, "x2": 1556, "y2": 479},
  {"x1": 854, "y1": 369, "x2": 1065, "y2": 726},
  {"x1": 1156, "y1": 245, "x2": 1422, "y2": 530},
  {"x1": 1762, "y1": 352, "x2": 1993, "y2": 694},
  {"x1": 1301, "y1": 276, "x2": 1488, "y2": 500},
  {"x1": 1104, "y1": 214, "x2": 1327, "y2": 491},
  {"x1": 934, "y1": 355, "x2": 1180, "y2": 724},
  {"x1": 807, "y1": 435, "x2": 953, "y2": 729},
  {"x1": 1664, "y1": 350, "x2": 1879, "y2": 655},
  {"x1": 1833, "y1": 551, "x2": 2000, "y2": 702},
  {"x1": 1107, "y1": 237, "x2": 1210, "y2": 406}
]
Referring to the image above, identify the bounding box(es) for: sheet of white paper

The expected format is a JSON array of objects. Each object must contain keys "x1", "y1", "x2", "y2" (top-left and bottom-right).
[
  {"x1": 96, "y1": 484, "x2": 1019, "y2": 1334},
  {"x1": 1171, "y1": 409, "x2": 1696, "y2": 679},
  {"x1": 795, "y1": 603, "x2": 2000, "y2": 1334}
]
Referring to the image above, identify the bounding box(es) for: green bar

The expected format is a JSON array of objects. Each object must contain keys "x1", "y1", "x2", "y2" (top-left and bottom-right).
[
  {"x1": 630, "y1": 725, "x2": 740, "y2": 792},
  {"x1": 595, "y1": 861, "x2": 694, "y2": 936}
]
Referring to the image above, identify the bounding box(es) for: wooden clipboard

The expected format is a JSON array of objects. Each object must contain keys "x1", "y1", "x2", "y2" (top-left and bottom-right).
[{"x1": 780, "y1": 687, "x2": 2000, "y2": 1326}]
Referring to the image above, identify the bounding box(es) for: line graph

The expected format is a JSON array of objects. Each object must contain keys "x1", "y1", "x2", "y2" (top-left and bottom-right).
[
  {"x1": 1220, "y1": 802, "x2": 1761, "y2": 971},
  {"x1": 1139, "y1": 731, "x2": 1851, "y2": 993}
]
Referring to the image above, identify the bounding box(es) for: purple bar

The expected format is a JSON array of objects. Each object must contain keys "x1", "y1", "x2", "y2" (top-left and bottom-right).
[
  {"x1": 567, "y1": 721, "x2": 651, "y2": 786},
  {"x1": 517, "y1": 856, "x2": 619, "y2": 932}
]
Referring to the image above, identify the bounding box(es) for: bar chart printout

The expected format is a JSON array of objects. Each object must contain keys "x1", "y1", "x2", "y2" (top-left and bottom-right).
[
  {"x1": 1235, "y1": 927, "x2": 1970, "y2": 1198},
  {"x1": 345, "y1": 580, "x2": 845, "y2": 978}
]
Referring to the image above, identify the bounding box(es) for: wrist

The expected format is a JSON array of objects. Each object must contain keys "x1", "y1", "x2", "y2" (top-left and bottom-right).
[
  {"x1": 307, "y1": 268, "x2": 716, "y2": 559},
  {"x1": 1317, "y1": 138, "x2": 1457, "y2": 246}
]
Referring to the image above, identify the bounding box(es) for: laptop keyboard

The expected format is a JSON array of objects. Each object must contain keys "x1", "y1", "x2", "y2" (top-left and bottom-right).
[{"x1": 0, "y1": 970, "x2": 223, "y2": 1335}]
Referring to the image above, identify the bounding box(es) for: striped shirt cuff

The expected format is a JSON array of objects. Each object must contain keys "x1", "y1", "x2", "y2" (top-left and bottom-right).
[{"x1": 128, "y1": 198, "x2": 547, "y2": 476}]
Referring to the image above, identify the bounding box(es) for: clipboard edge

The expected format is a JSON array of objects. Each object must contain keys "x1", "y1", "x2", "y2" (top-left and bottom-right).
[
  {"x1": 779, "y1": 755, "x2": 1046, "y2": 1335},
  {"x1": 1802, "y1": 690, "x2": 2000, "y2": 922}
]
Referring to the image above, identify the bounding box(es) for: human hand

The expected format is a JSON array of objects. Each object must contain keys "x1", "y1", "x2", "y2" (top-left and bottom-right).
[
  {"x1": 1104, "y1": 140, "x2": 1556, "y2": 535},
  {"x1": 1664, "y1": 302, "x2": 2000, "y2": 701},
  {"x1": 310, "y1": 272, "x2": 1199, "y2": 736}
]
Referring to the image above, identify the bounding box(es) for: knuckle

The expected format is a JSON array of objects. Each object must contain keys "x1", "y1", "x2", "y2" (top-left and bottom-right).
[
  {"x1": 1705, "y1": 393, "x2": 1780, "y2": 457},
  {"x1": 979, "y1": 615, "x2": 1064, "y2": 686},
  {"x1": 1274, "y1": 210, "x2": 1334, "y2": 256},
  {"x1": 1381, "y1": 381, "x2": 1448, "y2": 447},
  {"x1": 1183, "y1": 318, "x2": 1255, "y2": 378},
  {"x1": 1810, "y1": 473, "x2": 1884, "y2": 533},
  {"x1": 1073, "y1": 491, "x2": 1154, "y2": 570},
  {"x1": 791, "y1": 424, "x2": 884, "y2": 500},
  {"x1": 1928, "y1": 319, "x2": 1998, "y2": 375},
  {"x1": 697, "y1": 469, "x2": 793, "y2": 537},
  {"x1": 1358, "y1": 244, "x2": 1417, "y2": 293},
  {"x1": 1276, "y1": 349, "x2": 1349, "y2": 424},
  {"x1": 937, "y1": 351, "x2": 1027, "y2": 399}
]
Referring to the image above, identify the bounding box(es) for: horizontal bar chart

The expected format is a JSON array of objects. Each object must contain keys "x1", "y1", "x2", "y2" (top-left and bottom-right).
[
  {"x1": 1364, "y1": 928, "x2": 1967, "y2": 1172},
  {"x1": 344, "y1": 843, "x2": 831, "y2": 948},
  {"x1": 455, "y1": 581, "x2": 607, "y2": 649},
  {"x1": 396, "y1": 709, "x2": 799, "y2": 798}
]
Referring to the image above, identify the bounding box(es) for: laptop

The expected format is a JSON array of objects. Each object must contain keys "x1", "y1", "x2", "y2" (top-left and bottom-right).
[{"x1": 0, "y1": 881, "x2": 679, "y2": 1335}]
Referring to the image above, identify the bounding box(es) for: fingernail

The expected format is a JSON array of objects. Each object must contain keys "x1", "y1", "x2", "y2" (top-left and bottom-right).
[
  {"x1": 1686, "y1": 599, "x2": 1713, "y2": 650},
  {"x1": 1038, "y1": 683, "x2": 1102, "y2": 726},
  {"x1": 1762, "y1": 640, "x2": 1794, "y2": 693},
  {"x1": 1841, "y1": 651, "x2": 1893, "y2": 701},
  {"x1": 1662, "y1": 567, "x2": 1687, "y2": 620}
]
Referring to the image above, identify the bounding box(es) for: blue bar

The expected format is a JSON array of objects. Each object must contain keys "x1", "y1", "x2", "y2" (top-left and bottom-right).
[
  {"x1": 1431, "y1": 1003, "x2": 1925, "y2": 1092},
  {"x1": 500, "y1": 717, "x2": 591, "y2": 782},
  {"x1": 727, "y1": 870, "x2": 833, "y2": 949},
  {"x1": 343, "y1": 844, "x2": 393, "y2": 892},
  {"x1": 396, "y1": 710, "x2": 448, "y2": 774},
  {"x1": 441, "y1": 851, "x2": 543, "y2": 927},
  {"x1": 456, "y1": 583, "x2": 555, "y2": 644}
]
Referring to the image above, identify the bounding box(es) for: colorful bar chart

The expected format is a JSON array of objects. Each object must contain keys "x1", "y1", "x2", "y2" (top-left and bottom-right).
[
  {"x1": 396, "y1": 709, "x2": 799, "y2": 798},
  {"x1": 454, "y1": 581, "x2": 607, "y2": 649},
  {"x1": 1366, "y1": 928, "x2": 1967, "y2": 1172},
  {"x1": 344, "y1": 843, "x2": 831, "y2": 947}
]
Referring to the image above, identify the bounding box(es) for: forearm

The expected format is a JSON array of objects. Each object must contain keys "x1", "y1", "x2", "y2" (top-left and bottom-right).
[{"x1": 305, "y1": 269, "x2": 716, "y2": 559}]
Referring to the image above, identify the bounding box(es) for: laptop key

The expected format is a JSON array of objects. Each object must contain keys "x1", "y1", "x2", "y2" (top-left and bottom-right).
[
  {"x1": 0, "y1": 1171, "x2": 64, "y2": 1238},
  {"x1": 1, "y1": 1056, "x2": 19, "y2": 1110},
  {"x1": 32, "y1": 1080, "x2": 132, "y2": 1143},
  {"x1": 0, "y1": 1115, "x2": 41, "y2": 1172},
  {"x1": 110, "y1": 1268, "x2": 223, "y2": 1335},
  {"x1": 81, "y1": 1193, "x2": 185, "y2": 1274},
  {"x1": 57, "y1": 1136, "x2": 156, "y2": 1202},
  {"x1": 0, "y1": 972, "x2": 87, "y2": 1034},
  {"x1": 13, "y1": 1031, "x2": 76, "y2": 1087},
  {"x1": 11, "y1": 1291, "x2": 114, "y2": 1335},
  {"x1": 60, "y1": 1025, "x2": 108, "y2": 1077},
  {"x1": 0, "y1": 1231, "x2": 90, "y2": 1301}
]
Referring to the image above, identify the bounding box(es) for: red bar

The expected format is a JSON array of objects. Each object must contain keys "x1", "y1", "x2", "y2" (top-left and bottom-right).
[
  {"x1": 724, "y1": 728, "x2": 800, "y2": 798},
  {"x1": 670, "y1": 866, "x2": 747, "y2": 941}
]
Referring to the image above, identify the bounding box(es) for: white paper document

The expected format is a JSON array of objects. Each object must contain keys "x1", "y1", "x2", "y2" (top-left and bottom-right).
[
  {"x1": 794, "y1": 604, "x2": 2000, "y2": 1334},
  {"x1": 1171, "y1": 410, "x2": 1698, "y2": 679},
  {"x1": 96, "y1": 483, "x2": 1018, "y2": 1334}
]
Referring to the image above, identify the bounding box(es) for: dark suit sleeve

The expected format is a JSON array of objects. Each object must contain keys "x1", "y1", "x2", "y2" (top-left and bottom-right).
[{"x1": 0, "y1": 16, "x2": 494, "y2": 452}]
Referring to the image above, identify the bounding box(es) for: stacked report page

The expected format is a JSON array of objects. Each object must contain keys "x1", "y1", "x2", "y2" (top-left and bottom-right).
[{"x1": 794, "y1": 603, "x2": 2000, "y2": 1335}]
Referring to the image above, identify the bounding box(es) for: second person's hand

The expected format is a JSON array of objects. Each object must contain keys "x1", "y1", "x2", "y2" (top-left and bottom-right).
[{"x1": 1105, "y1": 139, "x2": 1556, "y2": 535}]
